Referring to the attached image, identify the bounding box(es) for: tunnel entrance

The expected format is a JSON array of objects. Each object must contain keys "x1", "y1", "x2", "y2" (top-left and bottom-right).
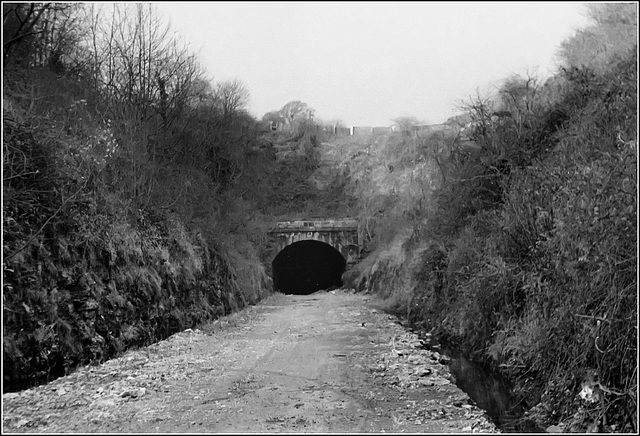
[{"x1": 272, "y1": 240, "x2": 347, "y2": 295}]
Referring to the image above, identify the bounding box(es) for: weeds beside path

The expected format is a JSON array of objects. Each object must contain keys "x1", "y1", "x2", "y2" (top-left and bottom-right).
[{"x1": 2, "y1": 289, "x2": 497, "y2": 433}]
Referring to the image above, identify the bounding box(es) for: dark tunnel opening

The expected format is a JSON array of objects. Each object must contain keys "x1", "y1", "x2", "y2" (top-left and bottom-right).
[{"x1": 272, "y1": 240, "x2": 347, "y2": 295}]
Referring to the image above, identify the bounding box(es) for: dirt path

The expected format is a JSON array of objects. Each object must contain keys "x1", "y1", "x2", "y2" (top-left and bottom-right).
[{"x1": 2, "y1": 289, "x2": 497, "y2": 433}]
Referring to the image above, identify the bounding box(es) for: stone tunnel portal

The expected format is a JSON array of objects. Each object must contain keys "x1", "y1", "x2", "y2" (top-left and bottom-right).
[{"x1": 272, "y1": 240, "x2": 346, "y2": 295}]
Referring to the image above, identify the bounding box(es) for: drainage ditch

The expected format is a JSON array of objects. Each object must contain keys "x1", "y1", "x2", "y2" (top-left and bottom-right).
[
  {"x1": 409, "y1": 327, "x2": 545, "y2": 433},
  {"x1": 443, "y1": 351, "x2": 544, "y2": 433}
]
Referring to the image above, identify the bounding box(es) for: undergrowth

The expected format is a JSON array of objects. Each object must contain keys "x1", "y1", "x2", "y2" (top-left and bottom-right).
[
  {"x1": 2, "y1": 119, "x2": 270, "y2": 391},
  {"x1": 1, "y1": 119, "x2": 270, "y2": 390},
  {"x1": 355, "y1": 48, "x2": 637, "y2": 432}
]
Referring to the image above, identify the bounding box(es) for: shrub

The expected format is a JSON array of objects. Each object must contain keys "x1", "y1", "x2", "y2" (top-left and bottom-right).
[{"x1": 357, "y1": 42, "x2": 636, "y2": 433}]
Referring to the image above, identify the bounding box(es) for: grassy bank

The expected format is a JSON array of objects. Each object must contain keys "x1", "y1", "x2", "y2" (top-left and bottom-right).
[
  {"x1": 348, "y1": 46, "x2": 636, "y2": 433},
  {"x1": 2, "y1": 117, "x2": 271, "y2": 392}
]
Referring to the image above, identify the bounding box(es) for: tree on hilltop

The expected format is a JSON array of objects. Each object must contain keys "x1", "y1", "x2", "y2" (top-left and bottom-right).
[
  {"x1": 263, "y1": 100, "x2": 315, "y2": 135},
  {"x1": 215, "y1": 78, "x2": 250, "y2": 121},
  {"x1": 392, "y1": 116, "x2": 423, "y2": 137},
  {"x1": 281, "y1": 100, "x2": 314, "y2": 126}
]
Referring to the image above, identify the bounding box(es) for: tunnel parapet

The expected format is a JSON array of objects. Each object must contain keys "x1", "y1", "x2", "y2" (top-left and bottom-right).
[{"x1": 269, "y1": 218, "x2": 361, "y2": 265}]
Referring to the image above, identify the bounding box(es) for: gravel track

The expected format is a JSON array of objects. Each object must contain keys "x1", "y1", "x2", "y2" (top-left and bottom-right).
[{"x1": 2, "y1": 289, "x2": 498, "y2": 433}]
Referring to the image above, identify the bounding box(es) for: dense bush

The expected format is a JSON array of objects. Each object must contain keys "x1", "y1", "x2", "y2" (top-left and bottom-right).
[
  {"x1": 2, "y1": 2, "x2": 272, "y2": 393},
  {"x1": 354, "y1": 38, "x2": 636, "y2": 433},
  {"x1": 2, "y1": 112, "x2": 271, "y2": 392}
]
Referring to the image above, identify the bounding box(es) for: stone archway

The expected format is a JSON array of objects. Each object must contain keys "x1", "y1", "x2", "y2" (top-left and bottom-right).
[{"x1": 268, "y1": 218, "x2": 361, "y2": 263}]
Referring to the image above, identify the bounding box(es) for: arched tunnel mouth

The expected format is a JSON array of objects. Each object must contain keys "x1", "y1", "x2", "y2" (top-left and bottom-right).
[{"x1": 272, "y1": 240, "x2": 347, "y2": 295}]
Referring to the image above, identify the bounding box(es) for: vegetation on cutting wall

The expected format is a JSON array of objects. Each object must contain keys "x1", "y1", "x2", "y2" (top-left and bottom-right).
[
  {"x1": 2, "y1": 2, "x2": 277, "y2": 392},
  {"x1": 344, "y1": 3, "x2": 636, "y2": 432}
]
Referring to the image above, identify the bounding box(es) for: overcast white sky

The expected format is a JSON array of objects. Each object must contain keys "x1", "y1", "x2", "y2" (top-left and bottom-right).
[{"x1": 154, "y1": 1, "x2": 591, "y2": 126}]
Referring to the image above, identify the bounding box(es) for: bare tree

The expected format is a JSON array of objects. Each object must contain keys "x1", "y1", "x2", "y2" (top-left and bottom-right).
[
  {"x1": 83, "y1": 2, "x2": 204, "y2": 203},
  {"x1": 3, "y1": 2, "x2": 50, "y2": 60},
  {"x1": 497, "y1": 72, "x2": 542, "y2": 134},
  {"x1": 3, "y1": 3, "x2": 81, "y2": 71},
  {"x1": 215, "y1": 78, "x2": 250, "y2": 120}
]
